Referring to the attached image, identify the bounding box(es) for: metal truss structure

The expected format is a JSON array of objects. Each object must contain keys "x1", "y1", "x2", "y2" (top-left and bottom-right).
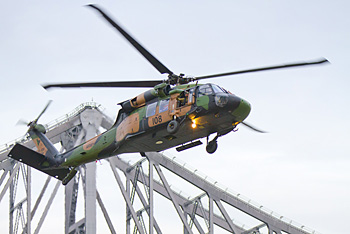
[{"x1": 0, "y1": 102, "x2": 320, "y2": 234}]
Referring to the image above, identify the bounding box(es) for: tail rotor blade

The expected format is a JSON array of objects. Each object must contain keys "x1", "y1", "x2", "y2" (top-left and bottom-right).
[
  {"x1": 16, "y1": 119, "x2": 29, "y2": 126},
  {"x1": 35, "y1": 100, "x2": 53, "y2": 123}
]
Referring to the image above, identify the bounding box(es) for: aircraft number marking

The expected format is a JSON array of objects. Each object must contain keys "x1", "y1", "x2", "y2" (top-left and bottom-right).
[{"x1": 151, "y1": 115, "x2": 162, "y2": 126}]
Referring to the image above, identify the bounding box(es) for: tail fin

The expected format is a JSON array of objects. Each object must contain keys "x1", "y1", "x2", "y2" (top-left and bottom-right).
[
  {"x1": 11, "y1": 100, "x2": 77, "y2": 185},
  {"x1": 16, "y1": 100, "x2": 57, "y2": 158},
  {"x1": 8, "y1": 144, "x2": 70, "y2": 181},
  {"x1": 28, "y1": 128, "x2": 58, "y2": 159}
]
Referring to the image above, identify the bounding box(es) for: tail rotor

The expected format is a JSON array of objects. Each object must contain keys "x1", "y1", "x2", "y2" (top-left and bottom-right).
[{"x1": 17, "y1": 100, "x2": 53, "y2": 133}]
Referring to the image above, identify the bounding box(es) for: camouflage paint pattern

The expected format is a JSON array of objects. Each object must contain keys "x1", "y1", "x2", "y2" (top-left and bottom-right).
[
  {"x1": 30, "y1": 83, "x2": 251, "y2": 171},
  {"x1": 30, "y1": 132, "x2": 48, "y2": 155}
]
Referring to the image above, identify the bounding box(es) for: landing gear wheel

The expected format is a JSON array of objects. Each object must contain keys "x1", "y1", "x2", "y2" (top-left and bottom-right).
[
  {"x1": 167, "y1": 120, "x2": 179, "y2": 134},
  {"x1": 206, "y1": 140, "x2": 218, "y2": 154}
]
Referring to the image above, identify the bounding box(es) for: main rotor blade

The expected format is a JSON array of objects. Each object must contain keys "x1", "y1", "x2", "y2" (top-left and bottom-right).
[
  {"x1": 195, "y1": 58, "x2": 329, "y2": 80},
  {"x1": 87, "y1": 4, "x2": 173, "y2": 75},
  {"x1": 241, "y1": 121, "x2": 267, "y2": 133},
  {"x1": 42, "y1": 80, "x2": 164, "y2": 90}
]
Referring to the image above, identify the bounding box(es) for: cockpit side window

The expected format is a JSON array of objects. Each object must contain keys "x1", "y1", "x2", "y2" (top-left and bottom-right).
[{"x1": 198, "y1": 85, "x2": 213, "y2": 97}]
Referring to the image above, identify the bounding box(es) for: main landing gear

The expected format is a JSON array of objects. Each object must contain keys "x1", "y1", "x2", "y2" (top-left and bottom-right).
[
  {"x1": 206, "y1": 135, "x2": 218, "y2": 154},
  {"x1": 167, "y1": 119, "x2": 179, "y2": 134}
]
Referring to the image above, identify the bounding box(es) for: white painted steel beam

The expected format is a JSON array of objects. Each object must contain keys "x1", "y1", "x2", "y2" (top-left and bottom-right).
[
  {"x1": 149, "y1": 159, "x2": 154, "y2": 234},
  {"x1": 26, "y1": 166, "x2": 31, "y2": 234},
  {"x1": 31, "y1": 176, "x2": 51, "y2": 220},
  {"x1": 111, "y1": 156, "x2": 244, "y2": 233},
  {"x1": 215, "y1": 199, "x2": 240, "y2": 234},
  {"x1": 209, "y1": 195, "x2": 214, "y2": 234},
  {"x1": 145, "y1": 152, "x2": 312, "y2": 234},
  {"x1": 96, "y1": 190, "x2": 117, "y2": 234},
  {"x1": 133, "y1": 184, "x2": 162, "y2": 234},
  {"x1": 153, "y1": 163, "x2": 194, "y2": 234},
  {"x1": 0, "y1": 169, "x2": 9, "y2": 188},
  {"x1": 0, "y1": 163, "x2": 20, "y2": 203},
  {"x1": 109, "y1": 159, "x2": 145, "y2": 234},
  {"x1": 33, "y1": 181, "x2": 60, "y2": 234}
]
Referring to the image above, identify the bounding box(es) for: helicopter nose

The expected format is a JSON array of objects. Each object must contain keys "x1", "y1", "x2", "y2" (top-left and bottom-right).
[
  {"x1": 214, "y1": 94, "x2": 251, "y2": 121},
  {"x1": 228, "y1": 95, "x2": 251, "y2": 122}
]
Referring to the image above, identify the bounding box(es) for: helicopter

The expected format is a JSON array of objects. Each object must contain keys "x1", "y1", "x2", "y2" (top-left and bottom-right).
[{"x1": 8, "y1": 5, "x2": 328, "y2": 185}]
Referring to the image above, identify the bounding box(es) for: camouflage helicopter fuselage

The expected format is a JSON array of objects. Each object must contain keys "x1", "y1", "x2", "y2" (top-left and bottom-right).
[
  {"x1": 9, "y1": 82, "x2": 250, "y2": 184},
  {"x1": 57, "y1": 83, "x2": 250, "y2": 168}
]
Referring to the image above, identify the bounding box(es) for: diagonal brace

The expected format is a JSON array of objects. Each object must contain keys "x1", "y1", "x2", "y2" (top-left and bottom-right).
[
  {"x1": 215, "y1": 199, "x2": 241, "y2": 234},
  {"x1": 109, "y1": 159, "x2": 145, "y2": 234},
  {"x1": 153, "y1": 164, "x2": 193, "y2": 234}
]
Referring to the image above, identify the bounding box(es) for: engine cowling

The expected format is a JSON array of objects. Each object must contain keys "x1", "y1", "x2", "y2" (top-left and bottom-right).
[{"x1": 121, "y1": 83, "x2": 171, "y2": 112}]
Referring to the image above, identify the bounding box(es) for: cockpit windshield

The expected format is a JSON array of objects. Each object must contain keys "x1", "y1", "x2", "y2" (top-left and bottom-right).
[
  {"x1": 211, "y1": 84, "x2": 225, "y2": 93},
  {"x1": 198, "y1": 84, "x2": 213, "y2": 97},
  {"x1": 197, "y1": 84, "x2": 230, "y2": 97}
]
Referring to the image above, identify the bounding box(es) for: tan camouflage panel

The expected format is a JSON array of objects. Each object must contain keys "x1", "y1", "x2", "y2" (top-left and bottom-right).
[
  {"x1": 33, "y1": 137, "x2": 48, "y2": 155},
  {"x1": 130, "y1": 93, "x2": 146, "y2": 108},
  {"x1": 83, "y1": 134, "x2": 101, "y2": 151},
  {"x1": 169, "y1": 93, "x2": 180, "y2": 117},
  {"x1": 168, "y1": 93, "x2": 193, "y2": 118},
  {"x1": 176, "y1": 105, "x2": 191, "y2": 117},
  {"x1": 116, "y1": 112, "x2": 140, "y2": 141},
  {"x1": 148, "y1": 103, "x2": 172, "y2": 127}
]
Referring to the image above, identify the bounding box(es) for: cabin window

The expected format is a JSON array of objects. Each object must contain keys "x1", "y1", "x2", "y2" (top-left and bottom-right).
[
  {"x1": 146, "y1": 102, "x2": 157, "y2": 117},
  {"x1": 198, "y1": 84, "x2": 213, "y2": 97},
  {"x1": 159, "y1": 99, "x2": 169, "y2": 113}
]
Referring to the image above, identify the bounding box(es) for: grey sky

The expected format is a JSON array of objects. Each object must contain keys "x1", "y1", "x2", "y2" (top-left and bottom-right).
[{"x1": 0, "y1": 1, "x2": 349, "y2": 233}]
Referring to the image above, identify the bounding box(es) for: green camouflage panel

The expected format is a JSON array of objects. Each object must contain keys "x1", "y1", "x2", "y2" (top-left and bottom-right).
[{"x1": 61, "y1": 127, "x2": 117, "y2": 167}]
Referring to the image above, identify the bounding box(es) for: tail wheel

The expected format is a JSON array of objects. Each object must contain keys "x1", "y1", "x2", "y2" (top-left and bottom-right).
[{"x1": 167, "y1": 120, "x2": 179, "y2": 134}]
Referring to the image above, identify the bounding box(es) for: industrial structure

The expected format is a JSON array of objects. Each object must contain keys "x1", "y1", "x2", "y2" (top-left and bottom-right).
[{"x1": 0, "y1": 102, "x2": 320, "y2": 234}]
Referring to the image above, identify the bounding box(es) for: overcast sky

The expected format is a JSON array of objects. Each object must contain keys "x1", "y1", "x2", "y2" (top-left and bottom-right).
[{"x1": 0, "y1": 1, "x2": 349, "y2": 234}]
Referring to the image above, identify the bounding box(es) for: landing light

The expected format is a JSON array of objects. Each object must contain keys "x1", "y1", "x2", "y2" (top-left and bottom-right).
[
  {"x1": 156, "y1": 140, "x2": 163, "y2": 145},
  {"x1": 191, "y1": 120, "x2": 197, "y2": 129}
]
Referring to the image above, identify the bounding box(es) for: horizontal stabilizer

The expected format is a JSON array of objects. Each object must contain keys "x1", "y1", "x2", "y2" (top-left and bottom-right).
[{"x1": 8, "y1": 144, "x2": 70, "y2": 181}]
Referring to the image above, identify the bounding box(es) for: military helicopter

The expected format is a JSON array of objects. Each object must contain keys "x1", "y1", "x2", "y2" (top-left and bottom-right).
[{"x1": 8, "y1": 5, "x2": 328, "y2": 185}]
